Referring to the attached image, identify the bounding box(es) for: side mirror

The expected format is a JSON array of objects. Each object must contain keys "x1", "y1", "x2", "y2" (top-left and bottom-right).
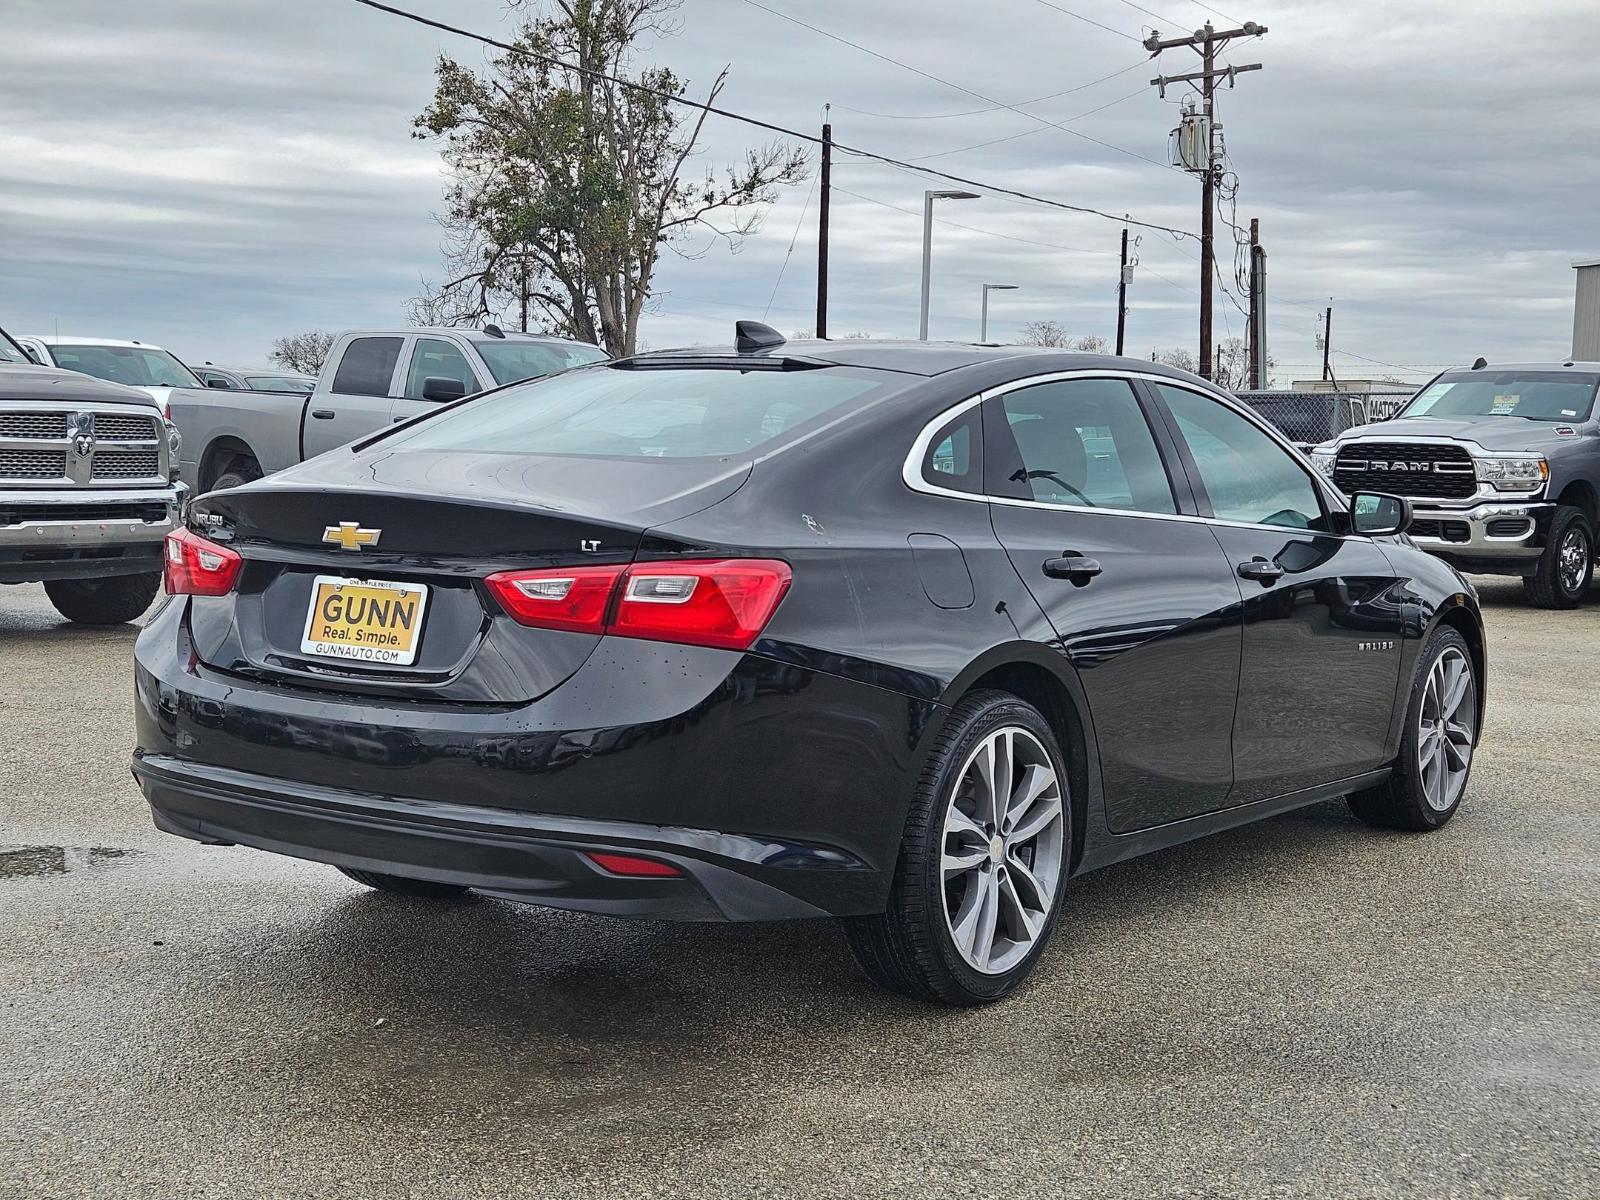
[
  {"x1": 206, "y1": 377, "x2": 231, "y2": 389},
  {"x1": 1350, "y1": 491, "x2": 1412, "y2": 537},
  {"x1": 421, "y1": 375, "x2": 468, "y2": 403}
]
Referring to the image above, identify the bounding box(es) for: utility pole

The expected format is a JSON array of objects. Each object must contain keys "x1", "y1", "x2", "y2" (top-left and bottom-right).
[
  {"x1": 1248, "y1": 218, "x2": 1267, "y2": 389},
  {"x1": 1147, "y1": 20, "x2": 1267, "y2": 381},
  {"x1": 1116, "y1": 223, "x2": 1130, "y2": 356},
  {"x1": 816, "y1": 114, "x2": 831, "y2": 340},
  {"x1": 1322, "y1": 303, "x2": 1333, "y2": 381}
]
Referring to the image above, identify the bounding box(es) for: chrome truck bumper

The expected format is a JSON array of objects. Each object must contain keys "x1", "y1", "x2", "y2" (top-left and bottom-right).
[
  {"x1": 0, "y1": 483, "x2": 186, "y2": 582},
  {"x1": 1406, "y1": 499, "x2": 1550, "y2": 561}
]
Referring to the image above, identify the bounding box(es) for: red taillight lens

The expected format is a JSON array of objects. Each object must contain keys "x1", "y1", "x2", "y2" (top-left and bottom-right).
[
  {"x1": 584, "y1": 851, "x2": 682, "y2": 878},
  {"x1": 162, "y1": 527, "x2": 243, "y2": 596},
  {"x1": 483, "y1": 564, "x2": 624, "y2": 634},
  {"x1": 485, "y1": 558, "x2": 791, "y2": 651}
]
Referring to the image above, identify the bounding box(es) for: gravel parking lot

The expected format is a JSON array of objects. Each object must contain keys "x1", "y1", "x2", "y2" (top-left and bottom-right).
[{"x1": 2, "y1": 579, "x2": 1596, "y2": 1199}]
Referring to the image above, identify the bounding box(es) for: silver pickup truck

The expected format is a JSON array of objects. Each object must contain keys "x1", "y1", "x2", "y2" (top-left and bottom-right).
[
  {"x1": 169, "y1": 326, "x2": 607, "y2": 492},
  {"x1": 0, "y1": 326, "x2": 185, "y2": 624}
]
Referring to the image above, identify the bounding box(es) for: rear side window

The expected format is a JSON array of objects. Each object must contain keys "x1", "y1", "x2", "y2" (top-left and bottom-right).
[
  {"x1": 984, "y1": 378, "x2": 1176, "y2": 514},
  {"x1": 922, "y1": 408, "x2": 982, "y2": 493},
  {"x1": 331, "y1": 337, "x2": 403, "y2": 397},
  {"x1": 386, "y1": 365, "x2": 902, "y2": 459}
]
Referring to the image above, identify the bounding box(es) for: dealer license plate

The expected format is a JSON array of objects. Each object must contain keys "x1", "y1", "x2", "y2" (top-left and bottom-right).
[{"x1": 300, "y1": 576, "x2": 428, "y2": 666}]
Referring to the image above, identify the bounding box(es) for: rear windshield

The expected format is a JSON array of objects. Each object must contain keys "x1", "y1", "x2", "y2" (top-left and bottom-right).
[
  {"x1": 1398, "y1": 370, "x2": 1600, "y2": 422},
  {"x1": 476, "y1": 340, "x2": 609, "y2": 385},
  {"x1": 386, "y1": 364, "x2": 900, "y2": 459},
  {"x1": 47, "y1": 344, "x2": 202, "y2": 389}
]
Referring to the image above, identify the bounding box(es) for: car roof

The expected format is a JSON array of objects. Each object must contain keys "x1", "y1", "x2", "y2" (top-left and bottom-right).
[
  {"x1": 25, "y1": 335, "x2": 169, "y2": 350},
  {"x1": 342, "y1": 327, "x2": 603, "y2": 348},
  {"x1": 199, "y1": 363, "x2": 312, "y2": 378},
  {"x1": 624, "y1": 338, "x2": 1214, "y2": 383},
  {"x1": 1436, "y1": 361, "x2": 1600, "y2": 373}
]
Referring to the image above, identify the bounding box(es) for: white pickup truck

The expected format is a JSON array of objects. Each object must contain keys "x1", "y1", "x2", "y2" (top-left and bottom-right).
[{"x1": 166, "y1": 326, "x2": 607, "y2": 492}]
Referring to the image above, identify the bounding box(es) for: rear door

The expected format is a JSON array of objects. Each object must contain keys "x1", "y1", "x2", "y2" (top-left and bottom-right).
[
  {"x1": 302, "y1": 335, "x2": 405, "y2": 457},
  {"x1": 1146, "y1": 380, "x2": 1407, "y2": 803},
  {"x1": 981, "y1": 375, "x2": 1244, "y2": 833}
]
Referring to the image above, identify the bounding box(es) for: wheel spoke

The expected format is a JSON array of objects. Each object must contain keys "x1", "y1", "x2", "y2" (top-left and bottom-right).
[
  {"x1": 1009, "y1": 793, "x2": 1063, "y2": 845},
  {"x1": 1440, "y1": 658, "x2": 1468, "y2": 716},
  {"x1": 1004, "y1": 851, "x2": 1050, "y2": 911},
  {"x1": 942, "y1": 845, "x2": 988, "y2": 877},
  {"x1": 971, "y1": 873, "x2": 1000, "y2": 969},
  {"x1": 997, "y1": 871, "x2": 1040, "y2": 944},
  {"x1": 944, "y1": 806, "x2": 986, "y2": 842},
  {"x1": 1006, "y1": 763, "x2": 1056, "y2": 823}
]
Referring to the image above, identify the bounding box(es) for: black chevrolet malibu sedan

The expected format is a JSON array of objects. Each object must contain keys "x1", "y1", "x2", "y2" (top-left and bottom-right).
[{"x1": 133, "y1": 326, "x2": 1485, "y2": 1005}]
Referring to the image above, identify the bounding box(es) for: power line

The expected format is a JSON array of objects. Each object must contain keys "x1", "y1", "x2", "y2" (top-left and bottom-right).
[
  {"x1": 831, "y1": 185, "x2": 1113, "y2": 255},
  {"x1": 832, "y1": 59, "x2": 1150, "y2": 121},
  {"x1": 736, "y1": 0, "x2": 1174, "y2": 172},
  {"x1": 351, "y1": 0, "x2": 1198, "y2": 240},
  {"x1": 908, "y1": 87, "x2": 1149, "y2": 162},
  {"x1": 1029, "y1": 0, "x2": 1144, "y2": 42},
  {"x1": 763, "y1": 163, "x2": 820, "y2": 319}
]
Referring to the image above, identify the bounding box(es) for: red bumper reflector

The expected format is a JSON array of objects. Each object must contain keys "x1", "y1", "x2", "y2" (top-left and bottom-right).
[{"x1": 584, "y1": 851, "x2": 683, "y2": 878}]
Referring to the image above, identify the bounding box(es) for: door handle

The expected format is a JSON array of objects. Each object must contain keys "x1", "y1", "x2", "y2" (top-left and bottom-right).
[
  {"x1": 1237, "y1": 556, "x2": 1285, "y2": 583},
  {"x1": 311, "y1": 409, "x2": 336, "y2": 420},
  {"x1": 1043, "y1": 555, "x2": 1103, "y2": 584}
]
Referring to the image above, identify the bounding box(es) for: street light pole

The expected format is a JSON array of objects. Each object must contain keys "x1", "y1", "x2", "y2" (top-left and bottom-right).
[
  {"x1": 919, "y1": 189, "x2": 979, "y2": 340},
  {"x1": 980, "y1": 283, "x2": 1018, "y2": 343}
]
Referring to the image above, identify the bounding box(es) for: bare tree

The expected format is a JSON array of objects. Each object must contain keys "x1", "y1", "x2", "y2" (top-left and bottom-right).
[
  {"x1": 1155, "y1": 347, "x2": 1198, "y2": 374},
  {"x1": 269, "y1": 330, "x2": 336, "y2": 375},
  {"x1": 1212, "y1": 336, "x2": 1275, "y2": 390},
  {"x1": 412, "y1": 0, "x2": 808, "y2": 355},
  {"x1": 1018, "y1": 320, "x2": 1072, "y2": 348},
  {"x1": 1072, "y1": 334, "x2": 1108, "y2": 354}
]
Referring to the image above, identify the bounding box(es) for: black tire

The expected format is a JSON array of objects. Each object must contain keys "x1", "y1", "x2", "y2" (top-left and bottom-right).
[
  {"x1": 337, "y1": 867, "x2": 471, "y2": 899},
  {"x1": 43, "y1": 572, "x2": 161, "y2": 625},
  {"x1": 209, "y1": 465, "x2": 260, "y2": 493},
  {"x1": 842, "y1": 689, "x2": 1071, "y2": 1006},
  {"x1": 1348, "y1": 626, "x2": 1478, "y2": 832},
  {"x1": 1522, "y1": 505, "x2": 1591, "y2": 609}
]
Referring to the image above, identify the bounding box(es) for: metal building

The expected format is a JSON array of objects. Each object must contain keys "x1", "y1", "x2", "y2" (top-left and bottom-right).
[{"x1": 1575, "y1": 258, "x2": 1600, "y2": 359}]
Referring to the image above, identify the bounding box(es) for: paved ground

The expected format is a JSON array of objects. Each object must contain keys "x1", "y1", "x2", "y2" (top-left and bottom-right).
[{"x1": 1, "y1": 579, "x2": 1596, "y2": 1199}]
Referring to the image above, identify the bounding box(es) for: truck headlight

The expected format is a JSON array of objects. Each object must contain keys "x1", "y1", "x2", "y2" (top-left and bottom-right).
[
  {"x1": 164, "y1": 420, "x2": 182, "y2": 475},
  {"x1": 1309, "y1": 445, "x2": 1338, "y2": 479},
  {"x1": 1474, "y1": 455, "x2": 1547, "y2": 492}
]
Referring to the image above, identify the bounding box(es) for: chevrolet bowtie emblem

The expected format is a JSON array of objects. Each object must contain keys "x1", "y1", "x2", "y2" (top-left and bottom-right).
[{"x1": 323, "y1": 522, "x2": 381, "y2": 551}]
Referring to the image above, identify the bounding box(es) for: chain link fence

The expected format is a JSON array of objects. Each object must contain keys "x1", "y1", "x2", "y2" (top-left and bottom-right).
[{"x1": 1235, "y1": 389, "x2": 1418, "y2": 449}]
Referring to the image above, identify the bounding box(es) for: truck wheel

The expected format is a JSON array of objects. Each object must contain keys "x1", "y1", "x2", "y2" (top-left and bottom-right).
[
  {"x1": 210, "y1": 465, "x2": 260, "y2": 492},
  {"x1": 1523, "y1": 505, "x2": 1591, "y2": 609},
  {"x1": 43, "y1": 573, "x2": 161, "y2": 625}
]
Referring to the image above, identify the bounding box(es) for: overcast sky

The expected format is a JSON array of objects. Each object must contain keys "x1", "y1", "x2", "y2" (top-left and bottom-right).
[{"x1": 3, "y1": 0, "x2": 1596, "y2": 381}]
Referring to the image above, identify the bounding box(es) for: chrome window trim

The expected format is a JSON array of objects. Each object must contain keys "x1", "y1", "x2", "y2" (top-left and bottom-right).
[{"x1": 902, "y1": 369, "x2": 1368, "y2": 540}]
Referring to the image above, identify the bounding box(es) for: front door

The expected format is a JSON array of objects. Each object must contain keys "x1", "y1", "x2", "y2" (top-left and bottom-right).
[
  {"x1": 302, "y1": 335, "x2": 405, "y2": 458},
  {"x1": 393, "y1": 336, "x2": 485, "y2": 425},
  {"x1": 982, "y1": 376, "x2": 1244, "y2": 833},
  {"x1": 1148, "y1": 381, "x2": 1408, "y2": 804}
]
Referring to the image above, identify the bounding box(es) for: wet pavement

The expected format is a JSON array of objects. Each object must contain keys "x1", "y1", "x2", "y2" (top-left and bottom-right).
[{"x1": 1, "y1": 580, "x2": 1596, "y2": 1199}]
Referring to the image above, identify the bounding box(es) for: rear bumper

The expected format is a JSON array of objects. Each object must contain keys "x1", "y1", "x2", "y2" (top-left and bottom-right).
[
  {"x1": 134, "y1": 753, "x2": 857, "y2": 921},
  {"x1": 0, "y1": 483, "x2": 184, "y2": 581},
  {"x1": 132, "y1": 596, "x2": 936, "y2": 920}
]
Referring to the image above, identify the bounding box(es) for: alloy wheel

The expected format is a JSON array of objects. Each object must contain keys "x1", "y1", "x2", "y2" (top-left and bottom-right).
[
  {"x1": 1558, "y1": 526, "x2": 1590, "y2": 596},
  {"x1": 1416, "y1": 647, "x2": 1475, "y2": 812},
  {"x1": 940, "y1": 726, "x2": 1065, "y2": 975}
]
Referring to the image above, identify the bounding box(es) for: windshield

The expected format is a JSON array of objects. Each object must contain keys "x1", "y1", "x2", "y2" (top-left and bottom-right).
[
  {"x1": 46, "y1": 343, "x2": 203, "y2": 389},
  {"x1": 1398, "y1": 370, "x2": 1600, "y2": 422},
  {"x1": 386, "y1": 363, "x2": 901, "y2": 459},
  {"x1": 475, "y1": 340, "x2": 609, "y2": 386},
  {"x1": 247, "y1": 375, "x2": 314, "y2": 393}
]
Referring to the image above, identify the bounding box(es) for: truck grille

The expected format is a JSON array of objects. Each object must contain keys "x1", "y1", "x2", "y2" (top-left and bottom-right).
[
  {"x1": 1333, "y1": 441, "x2": 1477, "y2": 500},
  {"x1": 90, "y1": 449, "x2": 161, "y2": 479},
  {"x1": 93, "y1": 414, "x2": 161, "y2": 441},
  {"x1": 0, "y1": 449, "x2": 68, "y2": 479},
  {"x1": 0, "y1": 413, "x2": 69, "y2": 439}
]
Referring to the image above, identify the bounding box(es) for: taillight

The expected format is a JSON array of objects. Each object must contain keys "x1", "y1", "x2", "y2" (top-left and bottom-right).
[
  {"x1": 484, "y1": 558, "x2": 792, "y2": 651},
  {"x1": 163, "y1": 527, "x2": 243, "y2": 596}
]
